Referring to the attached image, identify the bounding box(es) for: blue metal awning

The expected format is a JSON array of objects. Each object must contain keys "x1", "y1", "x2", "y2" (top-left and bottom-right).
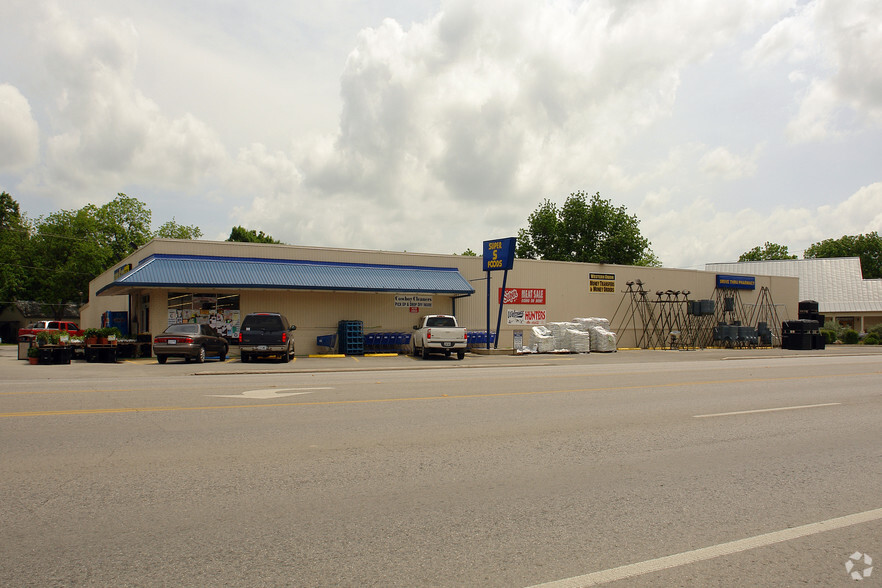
[{"x1": 97, "y1": 254, "x2": 475, "y2": 296}]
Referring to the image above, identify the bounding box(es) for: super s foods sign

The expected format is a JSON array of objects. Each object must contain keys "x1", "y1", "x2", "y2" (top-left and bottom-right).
[{"x1": 483, "y1": 238, "x2": 516, "y2": 271}]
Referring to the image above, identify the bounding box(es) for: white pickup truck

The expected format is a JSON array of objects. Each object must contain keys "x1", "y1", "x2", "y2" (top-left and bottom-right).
[{"x1": 412, "y1": 315, "x2": 468, "y2": 360}]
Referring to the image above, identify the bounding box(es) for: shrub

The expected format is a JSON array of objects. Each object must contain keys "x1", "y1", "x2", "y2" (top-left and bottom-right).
[
  {"x1": 820, "y1": 329, "x2": 837, "y2": 344},
  {"x1": 842, "y1": 329, "x2": 860, "y2": 344},
  {"x1": 862, "y1": 332, "x2": 880, "y2": 345}
]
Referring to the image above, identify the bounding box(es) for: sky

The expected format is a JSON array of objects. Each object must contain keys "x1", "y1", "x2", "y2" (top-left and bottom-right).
[{"x1": 1, "y1": 0, "x2": 881, "y2": 270}]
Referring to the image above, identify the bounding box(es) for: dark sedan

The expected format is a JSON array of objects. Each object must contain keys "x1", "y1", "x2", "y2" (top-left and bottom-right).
[{"x1": 154, "y1": 323, "x2": 228, "y2": 364}]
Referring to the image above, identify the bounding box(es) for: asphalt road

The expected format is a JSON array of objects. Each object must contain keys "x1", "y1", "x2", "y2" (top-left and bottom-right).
[{"x1": 1, "y1": 346, "x2": 880, "y2": 587}]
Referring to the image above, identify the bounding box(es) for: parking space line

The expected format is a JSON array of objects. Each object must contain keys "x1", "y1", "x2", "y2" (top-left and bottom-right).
[{"x1": 530, "y1": 507, "x2": 882, "y2": 587}]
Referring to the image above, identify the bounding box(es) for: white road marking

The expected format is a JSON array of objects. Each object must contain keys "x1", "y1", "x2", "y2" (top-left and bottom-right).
[
  {"x1": 693, "y1": 402, "x2": 841, "y2": 418},
  {"x1": 210, "y1": 387, "x2": 332, "y2": 399},
  {"x1": 530, "y1": 507, "x2": 882, "y2": 587}
]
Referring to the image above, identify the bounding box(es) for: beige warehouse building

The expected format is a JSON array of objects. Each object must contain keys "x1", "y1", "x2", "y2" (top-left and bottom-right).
[{"x1": 82, "y1": 239, "x2": 800, "y2": 354}]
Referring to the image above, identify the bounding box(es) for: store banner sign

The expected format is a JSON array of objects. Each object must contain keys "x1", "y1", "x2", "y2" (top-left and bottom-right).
[
  {"x1": 483, "y1": 237, "x2": 516, "y2": 271},
  {"x1": 507, "y1": 309, "x2": 547, "y2": 325},
  {"x1": 394, "y1": 295, "x2": 433, "y2": 308},
  {"x1": 499, "y1": 288, "x2": 546, "y2": 305},
  {"x1": 716, "y1": 274, "x2": 755, "y2": 290},
  {"x1": 589, "y1": 273, "x2": 616, "y2": 293}
]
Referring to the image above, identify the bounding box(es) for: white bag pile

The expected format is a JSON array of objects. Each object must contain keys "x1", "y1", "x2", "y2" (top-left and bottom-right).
[
  {"x1": 590, "y1": 326, "x2": 617, "y2": 352},
  {"x1": 572, "y1": 317, "x2": 617, "y2": 352},
  {"x1": 549, "y1": 322, "x2": 578, "y2": 351},
  {"x1": 531, "y1": 326, "x2": 556, "y2": 353},
  {"x1": 568, "y1": 328, "x2": 592, "y2": 353}
]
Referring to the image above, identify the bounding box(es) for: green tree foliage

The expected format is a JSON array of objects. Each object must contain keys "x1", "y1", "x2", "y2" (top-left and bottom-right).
[
  {"x1": 459, "y1": 248, "x2": 477, "y2": 256},
  {"x1": 739, "y1": 241, "x2": 797, "y2": 261},
  {"x1": 29, "y1": 205, "x2": 108, "y2": 308},
  {"x1": 0, "y1": 192, "x2": 32, "y2": 305},
  {"x1": 516, "y1": 191, "x2": 656, "y2": 266},
  {"x1": 155, "y1": 218, "x2": 203, "y2": 239},
  {"x1": 227, "y1": 226, "x2": 281, "y2": 244},
  {"x1": 1, "y1": 192, "x2": 203, "y2": 309},
  {"x1": 96, "y1": 194, "x2": 154, "y2": 262},
  {"x1": 804, "y1": 232, "x2": 882, "y2": 279}
]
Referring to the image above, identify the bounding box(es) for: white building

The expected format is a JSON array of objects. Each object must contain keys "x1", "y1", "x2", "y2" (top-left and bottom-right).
[{"x1": 706, "y1": 257, "x2": 882, "y2": 333}]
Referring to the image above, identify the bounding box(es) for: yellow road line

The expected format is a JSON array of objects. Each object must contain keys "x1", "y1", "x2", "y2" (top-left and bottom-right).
[
  {"x1": 0, "y1": 389, "x2": 134, "y2": 397},
  {"x1": 0, "y1": 370, "x2": 874, "y2": 418}
]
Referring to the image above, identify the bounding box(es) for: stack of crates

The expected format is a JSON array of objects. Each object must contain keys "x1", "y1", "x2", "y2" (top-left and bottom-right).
[{"x1": 337, "y1": 320, "x2": 364, "y2": 355}]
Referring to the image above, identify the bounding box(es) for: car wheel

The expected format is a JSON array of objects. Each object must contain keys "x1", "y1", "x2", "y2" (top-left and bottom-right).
[
  {"x1": 457, "y1": 350, "x2": 465, "y2": 360},
  {"x1": 241, "y1": 353, "x2": 249, "y2": 363},
  {"x1": 218, "y1": 345, "x2": 228, "y2": 362},
  {"x1": 157, "y1": 355, "x2": 167, "y2": 364},
  {"x1": 282, "y1": 346, "x2": 291, "y2": 363},
  {"x1": 413, "y1": 345, "x2": 420, "y2": 357},
  {"x1": 196, "y1": 346, "x2": 206, "y2": 363},
  {"x1": 422, "y1": 346, "x2": 429, "y2": 360}
]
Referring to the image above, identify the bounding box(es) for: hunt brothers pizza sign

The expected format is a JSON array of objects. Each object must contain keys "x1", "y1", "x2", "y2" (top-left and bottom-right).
[{"x1": 498, "y1": 288, "x2": 546, "y2": 305}]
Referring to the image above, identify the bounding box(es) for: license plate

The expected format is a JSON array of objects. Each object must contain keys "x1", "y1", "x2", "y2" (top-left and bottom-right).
[
  {"x1": 167, "y1": 339, "x2": 177, "y2": 345},
  {"x1": 257, "y1": 345, "x2": 267, "y2": 351},
  {"x1": 442, "y1": 342, "x2": 453, "y2": 347}
]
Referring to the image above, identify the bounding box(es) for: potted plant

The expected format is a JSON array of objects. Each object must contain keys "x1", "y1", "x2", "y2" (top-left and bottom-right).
[
  {"x1": 27, "y1": 346, "x2": 40, "y2": 364},
  {"x1": 101, "y1": 327, "x2": 122, "y2": 345},
  {"x1": 84, "y1": 328, "x2": 101, "y2": 345},
  {"x1": 35, "y1": 331, "x2": 56, "y2": 346}
]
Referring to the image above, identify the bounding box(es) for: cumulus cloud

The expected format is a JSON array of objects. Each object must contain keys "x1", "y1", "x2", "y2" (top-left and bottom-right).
[
  {"x1": 699, "y1": 145, "x2": 761, "y2": 181},
  {"x1": 0, "y1": 84, "x2": 40, "y2": 172},
  {"x1": 3, "y1": 0, "x2": 878, "y2": 270},
  {"x1": 24, "y1": 5, "x2": 227, "y2": 198},
  {"x1": 642, "y1": 182, "x2": 882, "y2": 268},
  {"x1": 253, "y1": 0, "x2": 795, "y2": 253},
  {"x1": 748, "y1": 0, "x2": 882, "y2": 142}
]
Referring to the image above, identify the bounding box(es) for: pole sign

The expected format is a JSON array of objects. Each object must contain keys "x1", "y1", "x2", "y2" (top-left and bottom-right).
[{"x1": 483, "y1": 238, "x2": 516, "y2": 271}]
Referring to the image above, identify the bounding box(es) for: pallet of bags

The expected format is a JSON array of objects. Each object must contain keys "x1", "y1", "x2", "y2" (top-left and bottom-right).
[
  {"x1": 549, "y1": 321, "x2": 578, "y2": 352},
  {"x1": 573, "y1": 317, "x2": 610, "y2": 331},
  {"x1": 531, "y1": 326, "x2": 556, "y2": 353},
  {"x1": 568, "y1": 328, "x2": 591, "y2": 353},
  {"x1": 590, "y1": 326, "x2": 617, "y2": 352}
]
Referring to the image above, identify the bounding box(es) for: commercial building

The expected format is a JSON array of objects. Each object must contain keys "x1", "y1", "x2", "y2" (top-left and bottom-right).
[
  {"x1": 706, "y1": 258, "x2": 882, "y2": 333},
  {"x1": 82, "y1": 239, "x2": 800, "y2": 353}
]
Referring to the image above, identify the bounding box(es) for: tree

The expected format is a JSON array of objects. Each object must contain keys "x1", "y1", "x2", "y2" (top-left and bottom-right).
[
  {"x1": 20, "y1": 194, "x2": 202, "y2": 312},
  {"x1": 0, "y1": 192, "x2": 31, "y2": 306},
  {"x1": 93, "y1": 193, "x2": 154, "y2": 263},
  {"x1": 516, "y1": 191, "x2": 656, "y2": 266},
  {"x1": 227, "y1": 226, "x2": 281, "y2": 244},
  {"x1": 738, "y1": 242, "x2": 797, "y2": 262},
  {"x1": 804, "y1": 232, "x2": 882, "y2": 279},
  {"x1": 155, "y1": 218, "x2": 203, "y2": 239},
  {"x1": 28, "y1": 205, "x2": 109, "y2": 313},
  {"x1": 459, "y1": 248, "x2": 477, "y2": 256}
]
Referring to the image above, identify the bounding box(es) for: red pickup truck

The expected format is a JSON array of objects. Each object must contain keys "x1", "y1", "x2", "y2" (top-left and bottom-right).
[{"x1": 18, "y1": 320, "x2": 85, "y2": 340}]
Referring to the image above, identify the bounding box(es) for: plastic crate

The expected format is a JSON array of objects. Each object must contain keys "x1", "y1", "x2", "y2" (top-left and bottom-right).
[{"x1": 337, "y1": 320, "x2": 364, "y2": 355}]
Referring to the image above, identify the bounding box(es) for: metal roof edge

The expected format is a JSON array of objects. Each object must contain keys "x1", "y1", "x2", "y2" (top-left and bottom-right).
[{"x1": 145, "y1": 253, "x2": 465, "y2": 273}]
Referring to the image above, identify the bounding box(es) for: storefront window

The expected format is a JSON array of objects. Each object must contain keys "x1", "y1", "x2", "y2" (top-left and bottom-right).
[{"x1": 167, "y1": 293, "x2": 240, "y2": 338}]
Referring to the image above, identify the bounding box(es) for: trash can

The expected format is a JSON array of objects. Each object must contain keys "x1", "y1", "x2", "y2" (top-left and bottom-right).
[{"x1": 18, "y1": 336, "x2": 33, "y2": 360}]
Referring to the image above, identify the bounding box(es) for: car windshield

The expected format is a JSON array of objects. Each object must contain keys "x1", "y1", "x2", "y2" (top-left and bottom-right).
[{"x1": 164, "y1": 324, "x2": 199, "y2": 335}]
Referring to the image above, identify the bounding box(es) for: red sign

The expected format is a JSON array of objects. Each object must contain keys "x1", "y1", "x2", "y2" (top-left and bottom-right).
[{"x1": 498, "y1": 288, "x2": 546, "y2": 305}]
